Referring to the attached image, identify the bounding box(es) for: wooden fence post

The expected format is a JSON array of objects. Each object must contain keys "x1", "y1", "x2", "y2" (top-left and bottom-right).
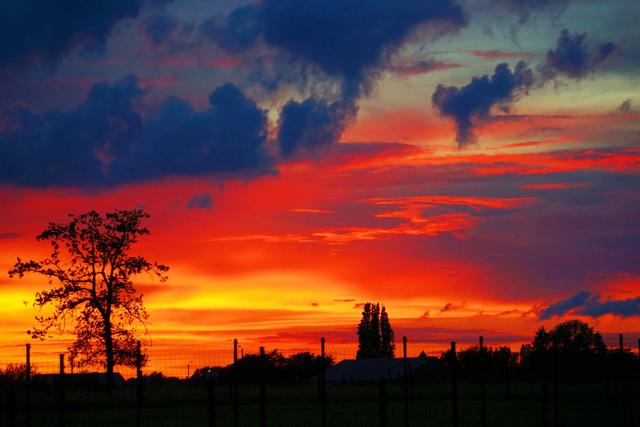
[
  {"x1": 207, "y1": 374, "x2": 217, "y2": 427},
  {"x1": 505, "y1": 354, "x2": 511, "y2": 401},
  {"x1": 541, "y1": 358, "x2": 549, "y2": 427},
  {"x1": 379, "y1": 377, "x2": 387, "y2": 427},
  {"x1": 5, "y1": 387, "x2": 16, "y2": 427},
  {"x1": 136, "y1": 340, "x2": 143, "y2": 427},
  {"x1": 451, "y1": 341, "x2": 459, "y2": 427},
  {"x1": 552, "y1": 344, "x2": 559, "y2": 427},
  {"x1": 620, "y1": 334, "x2": 633, "y2": 427},
  {"x1": 480, "y1": 336, "x2": 487, "y2": 427},
  {"x1": 260, "y1": 347, "x2": 266, "y2": 427},
  {"x1": 403, "y1": 336, "x2": 409, "y2": 427},
  {"x1": 233, "y1": 339, "x2": 239, "y2": 427},
  {"x1": 320, "y1": 337, "x2": 327, "y2": 427},
  {"x1": 26, "y1": 343, "x2": 31, "y2": 427},
  {"x1": 58, "y1": 353, "x2": 65, "y2": 427}
]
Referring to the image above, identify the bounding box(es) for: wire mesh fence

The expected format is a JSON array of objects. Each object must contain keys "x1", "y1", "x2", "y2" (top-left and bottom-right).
[{"x1": 1, "y1": 335, "x2": 639, "y2": 427}]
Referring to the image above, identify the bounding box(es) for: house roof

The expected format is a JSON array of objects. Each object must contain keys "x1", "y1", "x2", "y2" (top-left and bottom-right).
[{"x1": 325, "y1": 357, "x2": 428, "y2": 382}]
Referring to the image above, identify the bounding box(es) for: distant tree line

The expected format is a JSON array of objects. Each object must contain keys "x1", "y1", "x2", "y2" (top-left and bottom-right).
[
  {"x1": 190, "y1": 351, "x2": 334, "y2": 385},
  {"x1": 438, "y1": 320, "x2": 639, "y2": 383}
]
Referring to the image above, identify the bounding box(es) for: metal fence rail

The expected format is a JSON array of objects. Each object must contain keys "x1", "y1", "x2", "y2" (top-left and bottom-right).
[{"x1": 1, "y1": 335, "x2": 639, "y2": 427}]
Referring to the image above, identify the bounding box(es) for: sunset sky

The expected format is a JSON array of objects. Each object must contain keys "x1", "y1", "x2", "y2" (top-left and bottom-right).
[{"x1": 0, "y1": 0, "x2": 639, "y2": 366}]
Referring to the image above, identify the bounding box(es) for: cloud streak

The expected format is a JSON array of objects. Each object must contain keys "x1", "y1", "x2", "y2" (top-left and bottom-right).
[{"x1": 540, "y1": 291, "x2": 640, "y2": 319}]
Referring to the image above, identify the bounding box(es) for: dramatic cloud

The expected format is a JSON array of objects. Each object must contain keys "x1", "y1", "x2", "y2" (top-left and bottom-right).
[
  {"x1": 116, "y1": 82, "x2": 271, "y2": 181},
  {"x1": 145, "y1": 14, "x2": 179, "y2": 46},
  {"x1": 432, "y1": 61, "x2": 534, "y2": 146},
  {"x1": 0, "y1": 0, "x2": 156, "y2": 71},
  {"x1": 278, "y1": 98, "x2": 357, "y2": 157},
  {"x1": 199, "y1": 5, "x2": 261, "y2": 54},
  {"x1": 541, "y1": 30, "x2": 617, "y2": 80},
  {"x1": 201, "y1": 0, "x2": 467, "y2": 97},
  {"x1": 0, "y1": 75, "x2": 145, "y2": 186},
  {"x1": 540, "y1": 291, "x2": 640, "y2": 319},
  {"x1": 0, "y1": 77, "x2": 272, "y2": 187},
  {"x1": 539, "y1": 290, "x2": 591, "y2": 319},
  {"x1": 186, "y1": 193, "x2": 213, "y2": 210}
]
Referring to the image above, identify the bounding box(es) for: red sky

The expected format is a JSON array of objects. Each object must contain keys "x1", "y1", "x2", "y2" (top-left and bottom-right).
[
  {"x1": 2, "y1": 109, "x2": 639, "y2": 373},
  {"x1": 1, "y1": 0, "x2": 639, "y2": 375}
]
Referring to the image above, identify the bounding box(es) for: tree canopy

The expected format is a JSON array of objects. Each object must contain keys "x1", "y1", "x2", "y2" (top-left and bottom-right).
[
  {"x1": 356, "y1": 302, "x2": 395, "y2": 359},
  {"x1": 9, "y1": 209, "x2": 168, "y2": 391}
]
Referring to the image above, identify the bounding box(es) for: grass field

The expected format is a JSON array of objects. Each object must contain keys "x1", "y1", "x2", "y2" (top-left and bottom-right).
[{"x1": 4, "y1": 380, "x2": 638, "y2": 427}]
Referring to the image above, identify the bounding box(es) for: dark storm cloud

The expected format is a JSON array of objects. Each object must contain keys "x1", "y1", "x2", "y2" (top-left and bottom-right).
[
  {"x1": 278, "y1": 98, "x2": 358, "y2": 157},
  {"x1": 0, "y1": 75, "x2": 145, "y2": 186},
  {"x1": 539, "y1": 291, "x2": 640, "y2": 319},
  {"x1": 541, "y1": 30, "x2": 617, "y2": 80},
  {"x1": 199, "y1": 5, "x2": 261, "y2": 54},
  {"x1": 145, "y1": 14, "x2": 179, "y2": 46},
  {"x1": 115, "y1": 82, "x2": 272, "y2": 181},
  {"x1": 432, "y1": 61, "x2": 534, "y2": 146},
  {"x1": 200, "y1": 0, "x2": 467, "y2": 97},
  {"x1": 539, "y1": 290, "x2": 591, "y2": 319},
  {"x1": 578, "y1": 295, "x2": 640, "y2": 318},
  {"x1": 0, "y1": 0, "x2": 160, "y2": 71},
  {"x1": 186, "y1": 193, "x2": 213, "y2": 210},
  {"x1": 0, "y1": 77, "x2": 273, "y2": 187}
]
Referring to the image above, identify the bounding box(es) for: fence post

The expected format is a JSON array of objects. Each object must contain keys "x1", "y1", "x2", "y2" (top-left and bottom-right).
[
  {"x1": 541, "y1": 358, "x2": 549, "y2": 427},
  {"x1": 259, "y1": 347, "x2": 266, "y2": 427},
  {"x1": 480, "y1": 336, "x2": 487, "y2": 427},
  {"x1": 379, "y1": 377, "x2": 387, "y2": 427},
  {"x1": 320, "y1": 337, "x2": 326, "y2": 427},
  {"x1": 403, "y1": 336, "x2": 409, "y2": 427},
  {"x1": 26, "y1": 343, "x2": 31, "y2": 427},
  {"x1": 233, "y1": 339, "x2": 239, "y2": 427},
  {"x1": 450, "y1": 341, "x2": 459, "y2": 427},
  {"x1": 505, "y1": 354, "x2": 511, "y2": 401},
  {"x1": 619, "y1": 334, "x2": 633, "y2": 427},
  {"x1": 207, "y1": 374, "x2": 217, "y2": 427},
  {"x1": 5, "y1": 387, "x2": 16, "y2": 427},
  {"x1": 136, "y1": 340, "x2": 143, "y2": 427},
  {"x1": 552, "y1": 344, "x2": 559, "y2": 427},
  {"x1": 58, "y1": 353, "x2": 65, "y2": 427}
]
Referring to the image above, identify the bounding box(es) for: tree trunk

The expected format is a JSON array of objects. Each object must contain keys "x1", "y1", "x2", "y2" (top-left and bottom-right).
[{"x1": 105, "y1": 320, "x2": 114, "y2": 395}]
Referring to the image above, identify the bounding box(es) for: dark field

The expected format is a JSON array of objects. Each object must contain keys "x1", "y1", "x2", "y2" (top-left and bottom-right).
[{"x1": 3, "y1": 380, "x2": 638, "y2": 427}]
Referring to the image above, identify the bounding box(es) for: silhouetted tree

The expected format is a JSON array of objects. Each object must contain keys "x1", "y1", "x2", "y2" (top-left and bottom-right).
[
  {"x1": 357, "y1": 303, "x2": 373, "y2": 358},
  {"x1": 357, "y1": 302, "x2": 395, "y2": 358},
  {"x1": 520, "y1": 319, "x2": 607, "y2": 380},
  {"x1": 9, "y1": 209, "x2": 168, "y2": 392},
  {"x1": 284, "y1": 351, "x2": 334, "y2": 382},
  {"x1": 380, "y1": 306, "x2": 395, "y2": 358},
  {"x1": 0, "y1": 363, "x2": 36, "y2": 383},
  {"x1": 456, "y1": 345, "x2": 517, "y2": 381},
  {"x1": 191, "y1": 351, "x2": 334, "y2": 385}
]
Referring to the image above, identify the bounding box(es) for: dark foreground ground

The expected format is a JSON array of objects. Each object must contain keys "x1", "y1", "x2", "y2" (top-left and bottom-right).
[{"x1": 3, "y1": 381, "x2": 638, "y2": 427}]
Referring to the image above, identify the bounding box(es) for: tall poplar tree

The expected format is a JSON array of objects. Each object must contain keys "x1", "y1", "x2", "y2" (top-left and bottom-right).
[{"x1": 356, "y1": 302, "x2": 395, "y2": 359}]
